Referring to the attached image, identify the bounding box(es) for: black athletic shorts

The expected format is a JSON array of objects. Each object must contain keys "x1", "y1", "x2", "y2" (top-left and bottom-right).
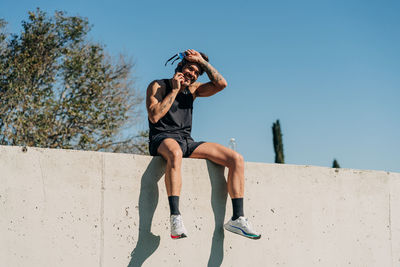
[{"x1": 149, "y1": 133, "x2": 205, "y2": 158}]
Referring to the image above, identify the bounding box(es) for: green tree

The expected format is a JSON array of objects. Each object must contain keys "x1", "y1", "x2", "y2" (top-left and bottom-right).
[
  {"x1": 332, "y1": 159, "x2": 340, "y2": 168},
  {"x1": 272, "y1": 119, "x2": 284, "y2": 164},
  {"x1": 0, "y1": 19, "x2": 6, "y2": 46},
  {"x1": 0, "y1": 9, "x2": 147, "y2": 154}
]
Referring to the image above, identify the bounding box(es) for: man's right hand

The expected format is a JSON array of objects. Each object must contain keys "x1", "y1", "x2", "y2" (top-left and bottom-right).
[{"x1": 172, "y1": 72, "x2": 185, "y2": 92}]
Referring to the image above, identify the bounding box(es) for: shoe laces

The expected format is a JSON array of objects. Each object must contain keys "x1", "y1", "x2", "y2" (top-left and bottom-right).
[{"x1": 240, "y1": 217, "x2": 251, "y2": 228}]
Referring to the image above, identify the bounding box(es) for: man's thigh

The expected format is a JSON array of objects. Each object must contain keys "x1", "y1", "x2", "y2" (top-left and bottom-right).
[{"x1": 189, "y1": 142, "x2": 237, "y2": 167}]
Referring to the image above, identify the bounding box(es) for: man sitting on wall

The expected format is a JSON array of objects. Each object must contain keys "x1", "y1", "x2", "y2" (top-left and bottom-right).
[{"x1": 146, "y1": 49, "x2": 261, "y2": 240}]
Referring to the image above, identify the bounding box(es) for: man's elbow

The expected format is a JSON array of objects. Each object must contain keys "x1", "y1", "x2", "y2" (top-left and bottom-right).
[
  {"x1": 222, "y1": 80, "x2": 228, "y2": 88},
  {"x1": 148, "y1": 113, "x2": 159, "y2": 124},
  {"x1": 217, "y1": 80, "x2": 228, "y2": 90}
]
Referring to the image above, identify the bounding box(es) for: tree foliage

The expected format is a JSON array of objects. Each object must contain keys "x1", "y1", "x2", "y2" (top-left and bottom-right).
[
  {"x1": 272, "y1": 119, "x2": 284, "y2": 164},
  {"x1": 0, "y1": 9, "x2": 147, "y2": 154}
]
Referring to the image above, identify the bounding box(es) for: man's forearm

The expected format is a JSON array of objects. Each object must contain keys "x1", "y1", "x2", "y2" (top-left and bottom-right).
[
  {"x1": 160, "y1": 90, "x2": 177, "y2": 113},
  {"x1": 199, "y1": 60, "x2": 227, "y2": 88}
]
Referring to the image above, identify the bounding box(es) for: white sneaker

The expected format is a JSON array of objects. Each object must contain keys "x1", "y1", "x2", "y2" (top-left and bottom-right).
[
  {"x1": 170, "y1": 214, "x2": 188, "y2": 239},
  {"x1": 224, "y1": 216, "x2": 261, "y2": 239}
]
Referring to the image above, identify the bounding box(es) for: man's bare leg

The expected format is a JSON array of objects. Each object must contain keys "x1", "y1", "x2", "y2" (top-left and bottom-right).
[
  {"x1": 189, "y1": 142, "x2": 244, "y2": 199},
  {"x1": 157, "y1": 138, "x2": 183, "y2": 197},
  {"x1": 190, "y1": 142, "x2": 261, "y2": 239},
  {"x1": 157, "y1": 138, "x2": 187, "y2": 239}
]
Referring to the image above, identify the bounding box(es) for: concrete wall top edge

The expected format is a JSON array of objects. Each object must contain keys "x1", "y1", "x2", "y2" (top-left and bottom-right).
[{"x1": 1, "y1": 145, "x2": 398, "y2": 176}]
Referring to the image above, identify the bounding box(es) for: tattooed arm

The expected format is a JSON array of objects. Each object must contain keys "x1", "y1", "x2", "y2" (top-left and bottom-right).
[
  {"x1": 146, "y1": 77, "x2": 182, "y2": 124},
  {"x1": 198, "y1": 59, "x2": 228, "y2": 89},
  {"x1": 184, "y1": 49, "x2": 228, "y2": 98}
]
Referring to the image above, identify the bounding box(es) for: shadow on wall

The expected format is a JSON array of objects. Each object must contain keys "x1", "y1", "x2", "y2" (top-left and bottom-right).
[
  {"x1": 206, "y1": 160, "x2": 228, "y2": 267},
  {"x1": 128, "y1": 157, "x2": 165, "y2": 267},
  {"x1": 128, "y1": 158, "x2": 228, "y2": 267}
]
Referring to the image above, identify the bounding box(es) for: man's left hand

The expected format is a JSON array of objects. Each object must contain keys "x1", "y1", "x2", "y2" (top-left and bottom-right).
[{"x1": 184, "y1": 49, "x2": 205, "y2": 64}]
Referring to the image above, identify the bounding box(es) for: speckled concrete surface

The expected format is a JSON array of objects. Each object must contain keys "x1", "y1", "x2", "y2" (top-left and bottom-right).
[{"x1": 1, "y1": 145, "x2": 399, "y2": 267}]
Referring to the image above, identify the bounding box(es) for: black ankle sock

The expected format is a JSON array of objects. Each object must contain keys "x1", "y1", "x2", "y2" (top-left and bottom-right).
[
  {"x1": 231, "y1": 198, "x2": 244, "y2": 220},
  {"x1": 168, "y1": 196, "x2": 181, "y2": 215}
]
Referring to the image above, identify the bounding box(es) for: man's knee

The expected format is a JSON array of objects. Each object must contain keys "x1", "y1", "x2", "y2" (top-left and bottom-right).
[
  {"x1": 166, "y1": 148, "x2": 183, "y2": 165},
  {"x1": 229, "y1": 151, "x2": 244, "y2": 169},
  {"x1": 158, "y1": 139, "x2": 183, "y2": 163}
]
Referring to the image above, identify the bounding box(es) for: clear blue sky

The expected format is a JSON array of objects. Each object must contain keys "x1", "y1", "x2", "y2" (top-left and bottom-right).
[{"x1": 1, "y1": 0, "x2": 399, "y2": 172}]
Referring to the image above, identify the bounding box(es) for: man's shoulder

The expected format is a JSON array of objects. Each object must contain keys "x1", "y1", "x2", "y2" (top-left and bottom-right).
[
  {"x1": 148, "y1": 79, "x2": 168, "y2": 92},
  {"x1": 149, "y1": 79, "x2": 166, "y2": 87}
]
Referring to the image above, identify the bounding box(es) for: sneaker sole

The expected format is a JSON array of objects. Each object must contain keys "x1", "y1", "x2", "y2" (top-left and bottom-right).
[
  {"x1": 171, "y1": 233, "x2": 187, "y2": 239},
  {"x1": 224, "y1": 224, "x2": 261, "y2": 240}
]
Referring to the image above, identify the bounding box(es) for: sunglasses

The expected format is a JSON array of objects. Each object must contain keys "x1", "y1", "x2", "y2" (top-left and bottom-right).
[{"x1": 164, "y1": 52, "x2": 187, "y2": 66}]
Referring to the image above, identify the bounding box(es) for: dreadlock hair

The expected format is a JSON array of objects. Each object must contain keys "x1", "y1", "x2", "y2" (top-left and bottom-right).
[{"x1": 175, "y1": 52, "x2": 209, "y2": 75}]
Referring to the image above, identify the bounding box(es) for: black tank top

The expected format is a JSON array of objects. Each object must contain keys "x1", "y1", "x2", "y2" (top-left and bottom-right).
[{"x1": 149, "y1": 79, "x2": 194, "y2": 138}]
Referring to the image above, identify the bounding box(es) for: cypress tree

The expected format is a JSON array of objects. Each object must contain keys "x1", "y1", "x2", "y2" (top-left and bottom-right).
[
  {"x1": 272, "y1": 120, "x2": 285, "y2": 164},
  {"x1": 332, "y1": 159, "x2": 340, "y2": 168}
]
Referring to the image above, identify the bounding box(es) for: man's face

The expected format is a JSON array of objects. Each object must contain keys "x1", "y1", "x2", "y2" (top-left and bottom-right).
[{"x1": 181, "y1": 62, "x2": 201, "y2": 87}]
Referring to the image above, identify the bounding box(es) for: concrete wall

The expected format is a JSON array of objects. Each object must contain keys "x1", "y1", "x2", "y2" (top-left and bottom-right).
[{"x1": 1, "y1": 145, "x2": 399, "y2": 267}]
